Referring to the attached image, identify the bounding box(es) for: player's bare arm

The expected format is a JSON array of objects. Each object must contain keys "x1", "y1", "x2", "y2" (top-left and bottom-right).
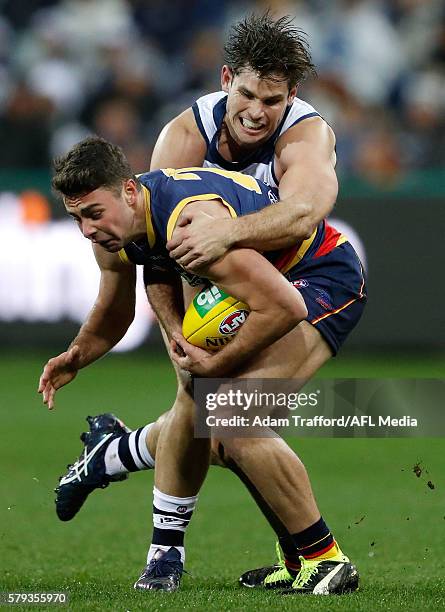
[
  {"x1": 146, "y1": 107, "x2": 207, "y2": 337},
  {"x1": 169, "y1": 201, "x2": 307, "y2": 377},
  {"x1": 38, "y1": 245, "x2": 136, "y2": 409},
  {"x1": 151, "y1": 108, "x2": 207, "y2": 169},
  {"x1": 145, "y1": 269, "x2": 185, "y2": 340},
  {"x1": 167, "y1": 117, "x2": 338, "y2": 270},
  {"x1": 234, "y1": 117, "x2": 338, "y2": 248}
]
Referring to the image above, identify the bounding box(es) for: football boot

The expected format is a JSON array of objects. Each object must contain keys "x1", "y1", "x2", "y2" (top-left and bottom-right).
[
  {"x1": 134, "y1": 547, "x2": 184, "y2": 592},
  {"x1": 283, "y1": 554, "x2": 359, "y2": 595},
  {"x1": 55, "y1": 413, "x2": 130, "y2": 521}
]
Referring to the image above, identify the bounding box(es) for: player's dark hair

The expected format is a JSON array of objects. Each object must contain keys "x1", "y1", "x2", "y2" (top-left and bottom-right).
[
  {"x1": 52, "y1": 136, "x2": 136, "y2": 198},
  {"x1": 224, "y1": 12, "x2": 316, "y2": 89}
]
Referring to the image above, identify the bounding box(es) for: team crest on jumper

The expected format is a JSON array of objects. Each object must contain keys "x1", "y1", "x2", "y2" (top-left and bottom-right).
[{"x1": 292, "y1": 279, "x2": 309, "y2": 289}]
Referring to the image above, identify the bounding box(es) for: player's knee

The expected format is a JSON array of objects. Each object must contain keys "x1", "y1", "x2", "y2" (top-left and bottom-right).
[
  {"x1": 169, "y1": 389, "x2": 196, "y2": 430},
  {"x1": 174, "y1": 365, "x2": 192, "y2": 391},
  {"x1": 174, "y1": 373, "x2": 193, "y2": 400}
]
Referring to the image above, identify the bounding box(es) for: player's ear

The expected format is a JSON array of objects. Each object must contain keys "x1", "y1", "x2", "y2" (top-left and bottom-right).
[
  {"x1": 221, "y1": 65, "x2": 233, "y2": 92},
  {"x1": 287, "y1": 85, "x2": 297, "y2": 106},
  {"x1": 124, "y1": 179, "x2": 139, "y2": 207}
]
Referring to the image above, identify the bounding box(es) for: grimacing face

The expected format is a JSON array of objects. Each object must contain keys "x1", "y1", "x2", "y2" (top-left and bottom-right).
[
  {"x1": 221, "y1": 65, "x2": 297, "y2": 148},
  {"x1": 64, "y1": 181, "x2": 140, "y2": 252}
]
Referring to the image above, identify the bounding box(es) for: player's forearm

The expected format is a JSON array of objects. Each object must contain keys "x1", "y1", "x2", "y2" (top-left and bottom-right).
[
  {"x1": 68, "y1": 304, "x2": 134, "y2": 368},
  {"x1": 237, "y1": 199, "x2": 313, "y2": 248},
  {"x1": 229, "y1": 195, "x2": 333, "y2": 252},
  {"x1": 145, "y1": 274, "x2": 184, "y2": 340}
]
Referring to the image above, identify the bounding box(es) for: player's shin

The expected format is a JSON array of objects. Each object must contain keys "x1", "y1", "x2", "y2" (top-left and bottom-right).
[{"x1": 222, "y1": 449, "x2": 301, "y2": 574}]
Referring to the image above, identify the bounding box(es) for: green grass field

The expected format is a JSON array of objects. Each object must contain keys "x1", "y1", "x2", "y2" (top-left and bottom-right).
[{"x1": 1, "y1": 350, "x2": 445, "y2": 611}]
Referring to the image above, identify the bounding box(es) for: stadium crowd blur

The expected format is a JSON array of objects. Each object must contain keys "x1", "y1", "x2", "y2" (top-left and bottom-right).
[{"x1": 1, "y1": 0, "x2": 444, "y2": 189}]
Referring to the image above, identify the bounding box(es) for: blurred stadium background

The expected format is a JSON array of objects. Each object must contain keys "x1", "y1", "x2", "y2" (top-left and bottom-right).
[{"x1": 1, "y1": 0, "x2": 444, "y2": 608}]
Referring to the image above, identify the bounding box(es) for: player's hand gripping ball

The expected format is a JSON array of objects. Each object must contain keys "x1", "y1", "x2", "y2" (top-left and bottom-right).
[{"x1": 182, "y1": 285, "x2": 250, "y2": 351}]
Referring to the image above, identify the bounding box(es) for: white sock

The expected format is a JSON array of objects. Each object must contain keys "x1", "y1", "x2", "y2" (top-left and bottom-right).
[
  {"x1": 104, "y1": 438, "x2": 127, "y2": 476},
  {"x1": 150, "y1": 487, "x2": 198, "y2": 565},
  {"x1": 104, "y1": 423, "x2": 155, "y2": 476}
]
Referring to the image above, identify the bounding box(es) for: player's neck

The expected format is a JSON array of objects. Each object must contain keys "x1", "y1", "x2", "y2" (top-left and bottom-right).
[
  {"x1": 218, "y1": 119, "x2": 257, "y2": 163},
  {"x1": 131, "y1": 188, "x2": 150, "y2": 241}
]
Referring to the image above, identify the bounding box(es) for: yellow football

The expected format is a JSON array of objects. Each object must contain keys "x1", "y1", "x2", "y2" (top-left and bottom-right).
[{"x1": 182, "y1": 285, "x2": 250, "y2": 351}]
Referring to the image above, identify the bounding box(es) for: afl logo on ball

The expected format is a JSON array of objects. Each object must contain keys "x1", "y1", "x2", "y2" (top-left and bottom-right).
[{"x1": 219, "y1": 310, "x2": 249, "y2": 335}]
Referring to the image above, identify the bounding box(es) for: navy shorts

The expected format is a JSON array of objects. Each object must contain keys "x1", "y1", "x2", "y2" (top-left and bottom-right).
[{"x1": 285, "y1": 242, "x2": 367, "y2": 355}]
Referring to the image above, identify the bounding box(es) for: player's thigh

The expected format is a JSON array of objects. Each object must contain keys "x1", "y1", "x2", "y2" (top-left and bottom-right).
[{"x1": 235, "y1": 320, "x2": 333, "y2": 383}]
